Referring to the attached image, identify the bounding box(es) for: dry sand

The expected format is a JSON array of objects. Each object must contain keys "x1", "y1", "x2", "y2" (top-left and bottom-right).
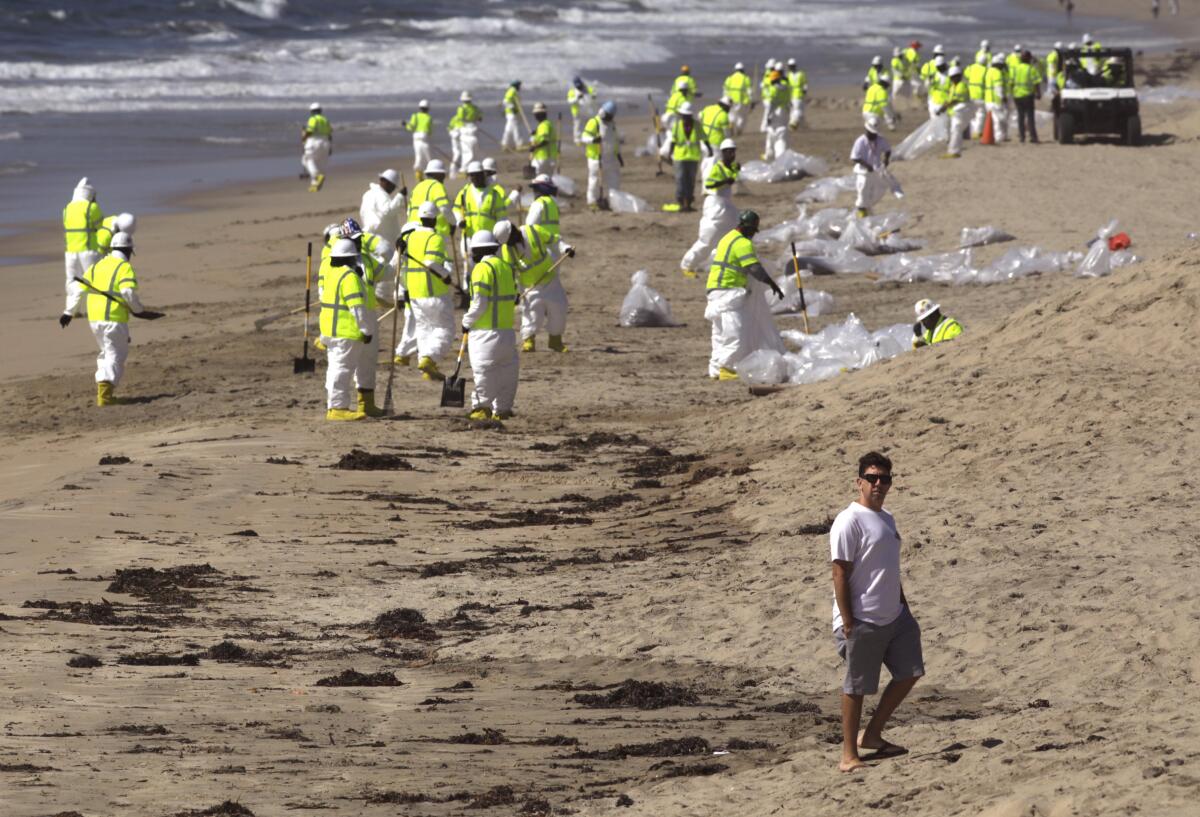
[{"x1": 1, "y1": 45, "x2": 1199, "y2": 817}]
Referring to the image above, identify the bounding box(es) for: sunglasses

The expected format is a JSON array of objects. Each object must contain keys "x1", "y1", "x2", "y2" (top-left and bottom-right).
[{"x1": 859, "y1": 473, "x2": 893, "y2": 485}]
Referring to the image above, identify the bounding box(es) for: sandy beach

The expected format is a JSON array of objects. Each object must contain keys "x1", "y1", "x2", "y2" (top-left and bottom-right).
[{"x1": 2, "y1": 30, "x2": 1200, "y2": 817}]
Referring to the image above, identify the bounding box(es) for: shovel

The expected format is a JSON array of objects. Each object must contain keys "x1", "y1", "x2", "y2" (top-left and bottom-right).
[
  {"x1": 451, "y1": 231, "x2": 471, "y2": 309},
  {"x1": 790, "y1": 241, "x2": 811, "y2": 334},
  {"x1": 72, "y1": 277, "x2": 165, "y2": 320},
  {"x1": 440, "y1": 333, "x2": 469, "y2": 408},
  {"x1": 293, "y1": 241, "x2": 317, "y2": 374}
]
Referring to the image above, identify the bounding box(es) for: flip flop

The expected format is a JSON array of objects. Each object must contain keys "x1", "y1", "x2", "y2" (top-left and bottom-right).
[{"x1": 860, "y1": 741, "x2": 908, "y2": 760}]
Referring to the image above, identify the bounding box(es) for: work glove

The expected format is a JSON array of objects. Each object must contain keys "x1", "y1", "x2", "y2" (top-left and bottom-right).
[
  {"x1": 457, "y1": 220, "x2": 466, "y2": 230},
  {"x1": 460, "y1": 324, "x2": 470, "y2": 335},
  {"x1": 565, "y1": 246, "x2": 576, "y2": 258},
  {"x1": 59, "y1": 313, "x2": 72, "y2": 329},
  {"x1": 362, "y1": 334, "x2": 373, "y2": 345},
  {"x1": 769, "y1": 282, "x2": 785, "y2": 300},
  {"x1": 912, "y1": 321, "x2": 923, "y2": 337},
  {"x1": 617, "y1": 153, "x2": 625, "y2": 167},
  {"x1": 400, "y1": 186, "x2": 408, "y2": 198}
]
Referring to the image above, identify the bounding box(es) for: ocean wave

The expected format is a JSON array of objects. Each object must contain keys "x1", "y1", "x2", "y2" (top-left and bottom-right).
[
  {"x1": 0, "y1": 130, "x2": 21, "y2": 140},
  {"x1": 0, "y1": 160, "x2": 37, "y2": 176},
  {"x1": 222, "y1": 0, "x2": 288, "y2": 21}
]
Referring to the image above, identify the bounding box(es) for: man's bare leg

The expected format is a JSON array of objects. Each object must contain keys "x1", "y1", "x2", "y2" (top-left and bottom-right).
[
  {"x1": 840, "y1": 692, "x2": 867, "y2": 772},
  {"x1": 860, "y1": 675, "x2": 921, "y2": 751}
]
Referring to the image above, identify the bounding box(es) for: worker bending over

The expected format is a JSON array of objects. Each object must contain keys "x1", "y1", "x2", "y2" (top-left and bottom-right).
[{"x1": 495, "y1": 219, "x2": 575, "y2": 353}]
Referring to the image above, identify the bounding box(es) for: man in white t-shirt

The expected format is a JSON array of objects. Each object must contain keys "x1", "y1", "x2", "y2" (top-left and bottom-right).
[{"x1": 831, "y1": 450, "x2": 924, "y2": 773}]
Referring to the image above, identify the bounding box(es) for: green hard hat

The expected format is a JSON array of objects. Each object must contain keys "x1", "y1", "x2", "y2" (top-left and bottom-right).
[{"x1": 738, "y1": 210, "x2": 760, "y2": 231}]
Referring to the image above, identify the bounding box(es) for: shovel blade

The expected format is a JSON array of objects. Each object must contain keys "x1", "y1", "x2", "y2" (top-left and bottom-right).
[
  {"x1": 293, "y1": 357, "x2": 316, "y2": 374},
  {"x1": 440, "y1": 375, "x2": 466, "y2": 408}
]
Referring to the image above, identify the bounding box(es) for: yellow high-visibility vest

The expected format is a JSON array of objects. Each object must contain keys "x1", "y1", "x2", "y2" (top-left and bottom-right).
[
  {"x1": 468, "y1": 256, "x2": 518, "y2": 330},
  {"x1": 84, "y1": 254, "x2": 137, "y2": 323},
  {"x1": 404, "y1": 228, "x2": 451, "y2": 299},
  {"x1": 63, "y1": 199, "x2": 103, "y2": 253},
  {"x1": 706, "y1": 230, "x2": 758, "y2": 290}
]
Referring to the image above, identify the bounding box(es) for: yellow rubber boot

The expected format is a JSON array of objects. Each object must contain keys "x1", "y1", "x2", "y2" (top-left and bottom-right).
[
  {"x1": 96, "y1": 381, "x2": 115, "y2": 407},
  {"x1": 393, "y1": 354, "x2": 411, "y2": 366},
  {"x1": 718, "y1": 367, "x2": 740, "y2": 381},
  {"x1": 468, "y1": 407, "x2": 492, "y2": 421},
  {"x1": 357, "y1": 389, "x2": 385, "y2": 417},
  {"x1": 326, "y1": 407, "x2": 365, "y2": 421},
  {"x1": 855, "y1": 208, "x2": 868, "y2": 218},
  {"x1": 661, "y1": 202, "x2": 681, "y2": 213},
  {"x1": 415, "y1": 171, "x2": 424, "y2": 182},
  {"x1": 314, "y1": 172, "x2": 326, "y2": 191},
  {"x1": 418, "y1": 357, "x2": 445, "y2": 381},
  {"x1": 494, "y1": 409, "x2": 514, "y2": 420},
  {"x1": 682, "y1": 268, "x2": 699, "y2": 279},
  {"x1": 548, "y1": 335, "x2": 567, "y2": 353},
  {"x1": 522, "y1": 337, "x2": 535, "y2": 353}
]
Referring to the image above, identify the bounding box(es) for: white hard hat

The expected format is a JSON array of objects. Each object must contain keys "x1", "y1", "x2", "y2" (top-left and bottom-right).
[
  {"x1": 470, "y1": 230, "x2": 499, "y2": 250},
  {"x1": 465, "y1": 160, "x2": 484, "y2": 174},
  {"x1": 309, "y1": 102, "x2": 321, "y2": 111},
  {"x1": 380, "y1": 168, "x2": 400, "y2": 185},
  {"x1": 949, "y1": 65, "x2": 963, "y2": 77},
  {"x1": 482, "y1": 157, "x2": 498, "y2": 173},
  {"x1": 893, "y1": 46, "x2": 901, "y2": 57},
  {"x1": 417, "y1": 201, "x2": 438, "y2": 220},
  {"x1": 324, "y1": 222, "x2": 342, "y2": 240},
  {"x1": 933, "y1": 44, "x2": 945, "y2": 55},
  {"x1": 531, "y1": 173, "x2": 553, "y2": 186},
  {"x1": 115, "y1": 212, "x2": 136, "y2": 234},
  {"x1": 1083, "y1": 33, "x2": 1093, "y2": 44},
  {"x1": 934, "y1": 56, "x2": 946, "y2": 67},
  {"x1": 992, "y1": 54, "x2": 1005, "y2": 65},
  {"x1": 872, "y1": 55, "x2": 883, "y2": 66},
  {"x1": 678, "y1": 101, "x2": 694, "y2": 116},
  {"x1": 877, "y1": 73, "x2": 891, "y2": 84},
  {"x1": 787, "y1": 58, "x2": 797, "y2": 67},
  {"x1": 110, "y1": 231, "x2": 133, "y2": 250},
  {"x1": 331, "y1": 238, "x2": 358, "y2": 259},
  {"x1": 719, "y1": 138, "x2": 736, "y2": 151},
  {"x1": 676, "y1": 79, "x2": 689, "y2": 91},
  {"x1": 719, "y1": 95, "x2": 732, "y2": 106},
  {"x1": 1054, "y1": 41, "x2": 1063, "y2": 49},
  {"x1": 532, "y1": 101, "x2": 547, "y2": 114},
  {"x1": 1013, "y1": 43, "x2": 1022, "y2": 51},
  {"x1": 460, "y1": 90, "x2": 472, "y2": 102},
  {"x1": 74, "y1": 176, "x2": 95, "y2": 200},
  {"x1": 425, "y1": 158, "x2": 446, "y2": 175},
  {"x1": 418, "y1": 98, "x2": 429, "y2": 109},
  {"x1": 864, "y1": 116, "x2": 880, "y2": 134},
  {"x1": 981, "y1": 39, "x2": 990, "y2": 48},
  {"x1": 734, "y1": 61, "x2": 745, "y2": 71},
  {"x1": 914, "y1": 299, "x2": 939, "y2": 320},
  {"x1": 1068, "y1": 42, "x2": 1078, "y2": 49},
  {"x1": 492, "y1": 220, "x2": 512, "y2": 244},
  {"x1": 399, "y1": 221, "x2": 420, "y2": 238}
]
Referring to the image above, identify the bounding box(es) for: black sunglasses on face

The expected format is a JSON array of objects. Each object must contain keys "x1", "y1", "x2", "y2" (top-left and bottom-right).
[{"x1": 859, "y1": 473, "x2": 893, "y2": 485}]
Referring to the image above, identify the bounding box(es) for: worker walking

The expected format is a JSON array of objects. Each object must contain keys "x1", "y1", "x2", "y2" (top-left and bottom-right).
[
  {"x1": 301, "y1": 102, "x2": 332, "y2": 192},
  {"x1": 912, "y1": 299, "x2": 963, "y2": 348},
  {"x1": 1011, "y1": 50, "x2": 1043, "y2": 143},
  {"x1": 939, "y1": 66, "x2": 970, "y2": 158},
  {"x1": 889, "y1": 48, "x2": 909, "y2": 105},
  {"x1": 659, "y1": 101, "x2": 703, "y2": 213},
  {"x1": 494, "y1": 219, "x2": 575, "y2": 353},
  {"x1": 59, "y1": 232, "x2": 144, "y2": 406},
  {"x1": 663, "y1": 79, "x2": 693, "y2": 131},
  {"x1": 462, "y1": 230, "x2": 520, "y2": 422},
  {"x1": 406, "y1": 100, "x2": 433, "y2": 181},
  {"x1": 704, "y1": 210, "x2": 785, "y2": 381},
  {"x1": 359, "y1": 168, "x2": 407, "y2": 248},
  {"x1": 681, "y1": 139, "x2": 740, "y2": 278},
  {"x1": 698, "y1": 97, "x2": 732, "y2": 178},
  {"x1": 408, "y1": 159, "x2": 455, "y2": 238},
  {"x1": 528, "y1": 102, "x2": 559, "y2": 177},
  {"x1": 760, "y1": 59, "x2": 779, "y2": 132},
  {"x1": 672, "y1": 64, "x2": 698, "y2": 98},
  {"x1": 976, "y1": 39, "x2": 992, "y2": 66},
  {"x1": 901, "y1": 41, "x2": 923, "y2": 103},
  {"x1": 454, "y1": 161, "x2": 508, "y2": 245},
  {"x1": 762, "y1": 69, "x2": 790, "y2": 161},
  {"x1": 456, "y1": 91, "x2": 483, "y2": 173},
  {"x1": 919, "y1": 45, "x2": 945, "y2": 101},
  {"x1": 984, "y1": 54, "x2": 1009, "y2": 142},
  {"x1": 964, "y1": 54, "x2": 989, "y2": 138},
  {"x1": 851, "y1": 120, "x2": 892, "y2": 219},
  {"x1": 582, "y1": 101, "x2": 622, "y2": 211},
  {"x1": 864, "y1": 55, "x2": 885, "y2": 88},
  {"x1": 567, "y1": 75, "x2": 597, "y2": 144},
  {"x1": 319, "y1": 238, "x2": 372, "y2": 421},
  {"x1": 863, "y1": 73, "x2": 897, "y2": 131},
  {"x1": 338, "y1": 218, "x2": 392, "y2": 417},
  {"x1": 395, "y1": 206, "x2": 456, "y2": 380},
  {"x1": 525, "y1": 174, "x2": 561, "y2": 239},
  {"x1": 786, "y1": 58, "x2": 808, "y2": 128},
  {"x1": 96, "y1": 212, "x2": 136, "y2": 255},
  {"x1": 501, "y1": 80, "x2": 526, "y2": 151},
  {"x1": 481, "y1": 157, "x2": 522, "y2": 224},
  {"x1": 926, "y1": 58, "x2": 949, "y2": 119},
  {"x1": 1046, "y1": 42, "x2": 1063, "y2": 94},
  {"x1": 62, "y1": 177, "x2": 103, "y2": 314},
  {"x1": 723, "y1": 62, "x2": 752, "y2": 134}
]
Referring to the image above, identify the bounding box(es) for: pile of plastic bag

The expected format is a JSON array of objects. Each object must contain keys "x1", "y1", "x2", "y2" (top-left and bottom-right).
[
  {"x1": 795, "y1": 175, "x2": 857, "y2": 204},
  {"x1": 736, "y1": 314, "x2": 912, "y2": 385},
  {"x1": 960, "y1": 225, "x2": 1014, "y2": 248},
  {"x1": 1077, "y1": 219, "x2": 1141, "y2": 278},
  {"x1": 739, "y1": 150, "x2": 829, "y2": 184},
  {"x1": 893, "y1": 110, "x2": 1053, "y2": 161},
  {"x1": 1141, "y1": 85, "x2": 1200, "y2": 104},
  {"x1": 873, "y1": 246, "x2": 1084, "y2": 285},
  {"x1": 609, "y1": 189, "x2": 651, "y2": 214},
  {"x1": 769, "y1": 272, "x2": 834, "y2": 316},
  {"x1": 618, "y1": 270, "x2": 675, "y2": 327}
]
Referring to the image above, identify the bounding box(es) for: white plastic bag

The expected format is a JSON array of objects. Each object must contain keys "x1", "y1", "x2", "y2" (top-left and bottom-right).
[
  {"x1": 741, "y1": 150, "x2": 829, "y2": 184},
  {"x1": 960, "y1": 226, "x2": 1014, "y2": 248},
  {"x1": 608, "y1": 189, "x2": 650, "y2": 214},
  {"x1": 618, "y1": 270, "x2": 674, "y2": 327},
  {"x1": 736, "y1": 349, "x2": 789, "y2": 384},
  {"x1": 1076, "y1": 218, "x2": 1120, "y2": 278},
  {"x1": 769, "y1": 271, "x2": 834, "y2": 316},
  {"x1": 780, "y1": 313, "x2": 911, "y2": 385},
  {"x1": 551, "y1": 174, "x2": 577, "y2": 197},
  {"x1": 893, "y1": 115, "x2": 949, "y2": 161},
  {"x1": 795, "y1": 175, "x2": 856, "y2": 204}
]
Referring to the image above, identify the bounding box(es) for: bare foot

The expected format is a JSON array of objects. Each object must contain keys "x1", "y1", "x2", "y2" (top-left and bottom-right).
[{"x1": 839, "y1": 756, "x2": 867, "y2": 773}]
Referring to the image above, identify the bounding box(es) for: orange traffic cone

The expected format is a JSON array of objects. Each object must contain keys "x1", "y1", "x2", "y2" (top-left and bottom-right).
[{"x1": 980, "y1": 111, "x2": 995, "y2": 145}]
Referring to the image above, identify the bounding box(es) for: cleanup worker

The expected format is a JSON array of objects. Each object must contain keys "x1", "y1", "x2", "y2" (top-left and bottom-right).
[
  {"x1": 359, "y1": 168, "x2": 407, "y2": 248},
  {"x1": 406, "y1": 100, "x2": 433, "y2": 181},
  {"x1": 912, "y1": 299, "x2": 963, "y2": 348},
  {"x1": 408, "y1": 159, "x2": 455, "y2": 238},
  {"x1": 454, "y1": 160, "x2": 507, "y2": 244},
  {"x1": 62, "y1": 177, "x2": 103, "y2": 314},
  {"x1": 926, "y1": 58, "x2": 949, "y2": 119},
  {"x1": 723, "y1": 62, "x2": 752, "y2": 134},
  {"x1": 681, "y1": 138, "x2": 739, "y2": 278},
  {"x1": 525, "y1": 174, "x2": 561, "y2": 240},
  {"x1": 673, "y1": 64, "x2": 698, "y2": 98},
  {"x1": 1081, "y1": 34, "x2": 1103, "y2": 75},
  {"x1": 1006, "y1": 44, "x2": 1023, "y2": 75},
  {"x1": 762, "y1": 69, "x2": 790, "y2": 161},
  {"x1": 938, "y1": 66, "x2": 970, "y2": 158},
  {"x1": 864, "y1": 55, "x2": 884, "y2": 88},
  {"x1": 759, "y1": 58, "x2": 779, "y2": 132},
  {"x1": 984, "y1": 54, "x2": 1009, "y2": 142},
  {"x1": 786, "y1": 58, "x2": 808, "y2": 128},
  {"x1": 448, "y1": 100, "x2": 464, "y2": 178},
  {"x1": 528, "y1": 102, "x2": 558, "y2": 177},
  {"x1": 501, "y1": 80, "x2": 526, "y2": 151},
  {"x1": 903, "y1": 41, "x2": 923, "y2": 98},
  {"x1": 862, "y1": 73, "x2": 896, "y2": 131},
  {"x1": 699, "y1": 97, "x2": 732, "y2": 178},
  {"x1": 582, "y1": 101, "x2": 622, "y2": 211},
  {"x1": 455, "y1": 91, "x2": 483, "y2": 173},
  {"x1": 704, "y1": 210, "x2": 785, "y2": 381},
  {"x1": 659, "y1": 101, "x2": 703, "y2": 213},
  {"x1": 975, "y1": 39, "x2": 992, "y2": 66},
  {"x1": 1012, "y1": 50, "x2": 1043, "y2": 143},
  {"x1": 482, "y1": 157, "x2": 522, "y2": 224},
  {"x1": 301, "y1": 102, "x2": 332, "y2": 192},
  {"x1": 889, "y1": 47, "x2": 910, "y2": 104},
  {"x1": 494, "y1": 219, "x2": 575, "y2": 353},
  {"x1": 96, "y1": 212, "x2": 136, "y2": 255},
  {"x1": 964, "y1": 53, "x2": 990, "y2": 138},
  {"x1": 567, "y1": 75, "x2": 596, "y2": 144},
  {"x1": 339, "y1": 218, "x2": 392, "y2": 416},
  {"x1": 1046, "y1": 42, "x2": 1063, "y2": 94},
  {"x1": 319, "y1": 238, "x2": 372, "y2": 421},
  {"x1": 462, "y1": 230, "x2": 520, "y2": 421},
  {"x1": 663, "y1": 78, "x2": 693, "y2": 131},
  {"x1": 851, "y1": 119, "x2": 891, "y2": 219},
  {"x1": 395, "y1": 205, "x2": 456, "y2": 379},
  {"x1": 59, "y1": 232, "x2": 144, "y2": 406},
  {"x1": 919, "y1": 45, "x2": 944, "y2": 100}
]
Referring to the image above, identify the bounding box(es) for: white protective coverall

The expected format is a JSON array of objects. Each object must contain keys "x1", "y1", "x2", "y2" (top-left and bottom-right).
[
  {"x1": 412, "y1": 132, "x2": 432, "y2": 178},
  {"x1": 516, "y1": 228, "x2": 573, "y2": 342},
  {"x1": 681, "y1": 164, "x2": 738, "y2": 273},
  {"x1": 705, "y1": 278, "x2": 784, "y2": 378},
  {"x1": 359, "y1": 183, "x2": 407, "y2": 247},
  {"x1": 850, "y1": 131, "x2": 892, "y2": 211},
  {"x1": 763, "y1": 100, "x2": 789, "y2": 163},
  {"x1": 396, "y1": 227, "x2": 456, "y2": 364},
  {"x1": 463, "y1": 255, "x2": 520, "y2": 416},
  {"x1": 449, "y1": 128, "x2": 463, "y2": 179},
  {"x1": 303, "y1": 136, "x2": 331, "y2": 181},
  {"x1": 459, "y1": 123, "x2": 480, "y2": 172},
  {"x1": 73, "y1": 249, "x2": 143, "y2": 385},
  {"x1": 64, "y1": 182, "x2": 100, "y2": 313},
  {"x1": 354, "y1": 240, "x2": 394, "y2": 395},
  {"x1": 320, "y1": 269, "x2": 372, "y2": 410},
  {"x1": 583, "y1": 119, "x2": 622, "y2": 207}
]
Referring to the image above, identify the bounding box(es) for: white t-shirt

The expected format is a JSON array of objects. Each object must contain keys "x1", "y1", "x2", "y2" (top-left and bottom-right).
[{"x1": 830, "y1": 501, "x2": 903, "y2": 630}]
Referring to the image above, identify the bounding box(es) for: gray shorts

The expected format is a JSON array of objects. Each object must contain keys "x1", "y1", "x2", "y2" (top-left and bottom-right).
[{"x1": 834, "y1": 605, "x2": 925, "y2": 695}]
